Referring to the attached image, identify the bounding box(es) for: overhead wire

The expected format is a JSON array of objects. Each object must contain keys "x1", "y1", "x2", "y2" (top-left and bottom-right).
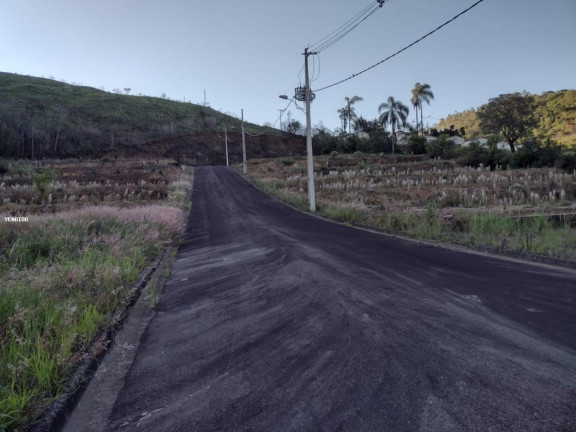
[
  {"x1": 297, "y1": 63, "x2": 305, "y2": 86},
  {"x1": 243, "y1": 129, "x2": 266, "y2": 137},
  {"x1": 279, "y1": 1, "x2": 388, "y2": 129},
  {"x1": 313, "y1": 2, "x2": 388, "y2": 53},
  {"x1": 272, "y1": 97, "x2": 295, "y2": 127},
  {"x1": 309, "y1": 1, "x2": 389, "y2": 54},
  {"x1": 308, "y1": 1, "x2": 375, "y2": 50},
  {"x1": 311, "y1": 54, "x2": 321, "y2": 82},
  {"x1": 314, "y1": 0, "x2": 486, "y2": 93}
]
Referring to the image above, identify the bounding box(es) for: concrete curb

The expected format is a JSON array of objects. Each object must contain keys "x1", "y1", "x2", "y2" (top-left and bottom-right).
[{"x1": 31, "y1": 252, "x2": 165, "y2": 432}]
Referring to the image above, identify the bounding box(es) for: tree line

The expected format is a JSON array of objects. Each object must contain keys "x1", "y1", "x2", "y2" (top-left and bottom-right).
[
  {"x1": 311, "y1": 85, "x2": 576, "y2": 171},
  {"x1": 437, "y1": 90, "x2": 576, "y2": 149},
  {"x1": 332, "y1": 82, "x2": 435, "y2": 153}
]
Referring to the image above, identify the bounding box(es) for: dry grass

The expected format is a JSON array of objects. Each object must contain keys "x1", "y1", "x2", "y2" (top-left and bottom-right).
[
  {"x1": 245, "y1": 154, "x2": 576, "y2": 260},
  {"x1": 0, "y1": 158, "x2": 193, "y2": 431}
]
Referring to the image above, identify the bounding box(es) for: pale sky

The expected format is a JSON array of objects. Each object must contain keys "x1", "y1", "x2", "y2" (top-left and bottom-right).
[{"x1": 2, "y1": 0, "x2": 575, "y2": 131}]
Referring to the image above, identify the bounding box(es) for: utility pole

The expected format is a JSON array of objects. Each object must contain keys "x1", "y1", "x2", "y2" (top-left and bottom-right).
[
  {"x1": 279, "y1": 109, "x2": 283, "y2": 131},
  {"x1": 303, "y1": 48, "x2": 316, "y2": 212},
  {"x1": 224, "y1": 124, "x2": 229, "y2": 167},
  {"x1": 241, "y1": 109, "x2": 247, "y2": 174}
]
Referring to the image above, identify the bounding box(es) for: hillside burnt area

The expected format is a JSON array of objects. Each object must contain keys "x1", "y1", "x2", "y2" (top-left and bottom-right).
[{"x1": 141, "y1": 132, "x2": 305, "y2": 166}]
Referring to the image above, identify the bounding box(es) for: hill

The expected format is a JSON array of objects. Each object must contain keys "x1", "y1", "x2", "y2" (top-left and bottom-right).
[
  {"x1": 436, "y1": 90, "x2": 576, "y2": 147},
  {"x1": 0, "y1": 72, "x2": 304, "y2": 163}
]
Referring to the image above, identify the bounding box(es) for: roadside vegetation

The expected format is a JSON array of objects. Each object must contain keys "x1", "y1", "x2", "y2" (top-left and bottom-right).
[
  {"x1": 245, "y1": 154, "x2": 576, "y2": 261},
  {"x1": 0, "y1": 158, "x2": 192, "y2": 431}
]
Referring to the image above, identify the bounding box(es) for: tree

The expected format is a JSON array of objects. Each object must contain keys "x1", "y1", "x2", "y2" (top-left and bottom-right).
[
  {"x1": 477, "y1": 92, "x2": 537, "y2": 152},
  {"x1": 378, "y1": 96, "x2": 409, "y2": 154},
  {"x1": 411, "y1": 83, "x2": 434, "y2": 135},
  {"x1": 337, "y1": 108, "x2": 347, "y2": 133},
  {"x1": 353, "y1": 116, "x2": 381, "y2": 134},
  {"x1": 287, "y1": 119, "x2": 303, "y2": 135},
  {"x1": 344, "y1": 96, "x2": 363, "y2": 135}
]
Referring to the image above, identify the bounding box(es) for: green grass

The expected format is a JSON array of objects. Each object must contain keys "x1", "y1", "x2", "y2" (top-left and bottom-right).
[
  {"x1": 465, "y1": 213, "x2": 576, "y2": 258},
  {"x1": 0, "y1": 206, "x2": 185, "y2": 430},
  {"x1": 373, "y1": 210, "x2": 576, "y2": 260},
  {"x1": 321, "y1": 206, "x2": 366, "y2": 224}
]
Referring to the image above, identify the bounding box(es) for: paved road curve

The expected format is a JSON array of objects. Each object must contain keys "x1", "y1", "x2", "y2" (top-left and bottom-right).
[{"x1": 105, "y1": 166, "x2": 576, "y2": 431}]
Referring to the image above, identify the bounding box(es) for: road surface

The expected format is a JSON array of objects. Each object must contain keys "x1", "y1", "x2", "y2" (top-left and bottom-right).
[{"x1": 68, "y1": 166, "x2": 576, "y2": 431}]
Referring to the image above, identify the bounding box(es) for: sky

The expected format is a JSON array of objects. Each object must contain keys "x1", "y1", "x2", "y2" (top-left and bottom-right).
[{"x1": 2, "y1": 0, "x2": 575, "y2": 132}]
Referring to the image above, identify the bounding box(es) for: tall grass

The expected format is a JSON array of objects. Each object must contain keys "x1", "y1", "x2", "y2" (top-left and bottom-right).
[
  {"x1": 244, "y1": 158, "x2": 576, "y2": 262},
  {"x1": 374, "y1": 210, "x2": 576, "y2": 260},
  {"x1": 0, "y1": 205, "x2": 186, "y2": 430},
  {"x1": 466, "y1": 213, "x2": 576, "y2": 258}
]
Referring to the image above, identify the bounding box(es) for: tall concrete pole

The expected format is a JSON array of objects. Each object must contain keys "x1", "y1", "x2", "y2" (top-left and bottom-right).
[
  {"x1": 304, "y1": 48, "x2": 316, "y2": 212},
  {"x1": 241, "y1": 109, "x2": 247, "y2": 174},
  {"x1": 224, "y1": 124, "x2": 229, "y2": 167}
]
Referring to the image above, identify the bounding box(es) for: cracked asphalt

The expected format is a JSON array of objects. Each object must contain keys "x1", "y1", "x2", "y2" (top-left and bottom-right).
[{"x1": 65, "y1": 166, "x2": 576, "y2": 431}]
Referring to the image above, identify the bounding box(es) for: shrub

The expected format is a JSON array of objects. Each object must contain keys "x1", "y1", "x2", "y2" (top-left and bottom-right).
[
  {"x1": 408, "y1": 135, "x2": 427, "y2": 154},
  {"x1": 426, "y1": 134, "x2": 458, "y2": 159},
  {"x1": 510, "y1": 137, "x2": 563, "y2": 169}
]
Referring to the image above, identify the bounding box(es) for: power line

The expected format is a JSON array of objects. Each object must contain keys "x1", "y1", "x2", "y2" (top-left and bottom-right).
[
  {"x1": 272, "y1": 97, "x2": 295, "y2": 127},
  {"x1": 297, "y1": 63, "x2": 305, "y2": 86},
  {"x1": 244, "y1": 129, "x2": 266, "y2": 137},
  {"x1": 309, "y1": 1, "x2": 375, "y2": 50},
  {"x1": 311, "y1": 53, "x2": 321, "y2": 82},
  {"x1": 309, "y1": 0, "x2": 390, "y2": 54},
  {"x1": 314, "y1": 3, "x2": 386, "y2": 53},
  {"x1": 314, "y1": 0, "x2": 486, "y2": 93}
]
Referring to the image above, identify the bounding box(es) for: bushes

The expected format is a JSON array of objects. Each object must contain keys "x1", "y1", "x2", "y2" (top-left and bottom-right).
[
  {"x1": 426, "y1": 134, "x2": 459, "y2": 159},
  {"x1": 509, "y1": 137, "x2": 563, "y2": 169},
  {"x1": 313, "y1": 131, "x2": 342, "y2": 155},
  {"x1": 408, "y1": 135, "x2": 427, "y2": 154},
  {"x1": 313, "y1": 130, "x2": 393, "y2": 155},
  {"x1": 454, "y1": 136, "x2": 510, "y2": 170}
]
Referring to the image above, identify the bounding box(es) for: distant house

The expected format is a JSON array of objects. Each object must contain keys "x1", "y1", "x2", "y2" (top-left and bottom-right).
[
  {"x1": 425, "y1": 135, "x2": 512, "y2": 150},
  {"x1": 396, "y1": 131, "x2": 409, "y2": 144},
  {"x1": 447, "y1": 136, "x2": 466, "y2": 146},
  {"x1": 355, "y1": 130, "x2": 369, "y2": 140},
  {"x1": 461, "y1": 137, "x2": 513, "y2": 150}
]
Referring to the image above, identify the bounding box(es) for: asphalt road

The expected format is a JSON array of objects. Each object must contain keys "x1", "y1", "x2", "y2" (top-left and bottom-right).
[{"x1": 89, "y1": 166, "x2": 576, "y2": 431}]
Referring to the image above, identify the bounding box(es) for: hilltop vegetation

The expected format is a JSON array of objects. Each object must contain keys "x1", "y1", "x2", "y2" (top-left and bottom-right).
[
  {"x1": 0, "y1": 72, "x2": 303, "y2": 162},
  {"x1": 437, "y1": 90, "x2": 576, "y2": 147}
]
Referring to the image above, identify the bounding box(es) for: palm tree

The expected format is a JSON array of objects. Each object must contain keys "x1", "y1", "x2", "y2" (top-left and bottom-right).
[
  {"x1": 344, "y1": 96, "x2": 363, "y2": 134},
  {"x1": 410, "y1": 91, "x2": 421, "y2": 135},
  {"x1": 411, "y1": 83, "x2": 434, "y2": 135},
  {"x1": 337, "y1": 108, "x2": 347, "y2": 134},
  {"x1": 378, "y1": 96, "x2": 409, "y2": 154}
]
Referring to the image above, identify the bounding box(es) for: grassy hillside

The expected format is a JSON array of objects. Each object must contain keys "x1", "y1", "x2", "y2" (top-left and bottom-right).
[
  {"x1": 436, "y1": 90, "x2": 576, "y2": 147},
  {"x1": 0, "y1": 72, "x2": 303, "y2": 161}
]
